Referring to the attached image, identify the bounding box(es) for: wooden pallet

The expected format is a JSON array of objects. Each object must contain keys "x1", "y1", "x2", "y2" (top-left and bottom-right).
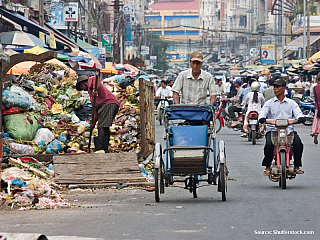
[{"x1": 53, "y1": 152, "x2": 151, "y2": 186}]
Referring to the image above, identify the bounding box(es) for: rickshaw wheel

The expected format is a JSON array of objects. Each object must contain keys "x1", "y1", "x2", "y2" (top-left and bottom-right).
[
  {"x1": 219, "y1": 163, "x2": 227, "y2": 201},
  {"x1": 155, "y1": 168, "x2": 160, "y2": 202}
]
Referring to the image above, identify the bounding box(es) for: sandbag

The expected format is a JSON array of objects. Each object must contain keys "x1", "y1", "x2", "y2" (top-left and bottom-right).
[
  {"x1": 3, "y1": 113, "x2": 40, "y2": 141},
  {"x1": 2, "y1": 90, "x2": 30, "y2": 110}
]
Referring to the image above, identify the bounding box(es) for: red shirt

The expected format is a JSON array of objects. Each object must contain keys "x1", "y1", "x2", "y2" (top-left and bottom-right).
[
  {"x1": 313, "y1": 83, "x2": 320, "y2": 110},
  {"x1": 87, "y1": 76, "x2": 120, "y2": 124}
]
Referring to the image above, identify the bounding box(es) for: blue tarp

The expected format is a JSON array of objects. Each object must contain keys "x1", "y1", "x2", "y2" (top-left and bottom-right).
[
  {"x1": 164, "y1": 105, "x2": 214, "y2": 122},
  {"x1": 68, "y1": 55, "x2": 92, "y2": 63}
]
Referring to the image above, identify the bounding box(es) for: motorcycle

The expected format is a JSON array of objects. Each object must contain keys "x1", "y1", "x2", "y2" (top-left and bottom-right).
[
  {"x1": 215, "y1": 98, "x2": 243, "y2": 133},
  {"x1": 266, "y1": 118, "x2": 299, "y2": 189},
  {"x1": 246, "y1": 111, "x2": 264, "y2": 145},
  {"x1": 299, "y1": 97, "x2": 315, "y2": 126},
  {"x1": 155, "y1": 96, "x2": 172, "y2": 125}
]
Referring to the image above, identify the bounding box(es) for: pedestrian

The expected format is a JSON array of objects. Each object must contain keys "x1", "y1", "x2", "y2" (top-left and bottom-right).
[
  {"x1": 172, "y1": 51, "x2": 217, "y2": 105},
  {"x1": 310, "y1": 73, "x2": 320, "y2": 144},
  {"x1": 76, "y1": 75, "x2": 120, "y2": 153},
  {"x1": 224, "y1": 78, "x2": 232, "y2": 98}
]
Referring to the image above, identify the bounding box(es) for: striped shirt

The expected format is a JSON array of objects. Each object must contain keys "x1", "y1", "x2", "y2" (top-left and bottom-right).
[
  {"x1": 259, "y1": 96, "x2": 303, "y2": 134},
  {"x1": 172, "y1": 69, "x2": 216, "y2": 104}
]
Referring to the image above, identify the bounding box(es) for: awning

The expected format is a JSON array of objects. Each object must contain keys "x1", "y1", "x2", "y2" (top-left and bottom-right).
[
  {"x1": 1, "y1": 15, "x2": 22, "y2": 31},
  {"x1": 0, "y1": 8, "x2": 49, "y2": 34},
  {"x1": 285, "y1": 35, "x2": 320, "y2": 50},
  {"x1": 203, "y1": 53, "x2": 213, "y2": 63}
]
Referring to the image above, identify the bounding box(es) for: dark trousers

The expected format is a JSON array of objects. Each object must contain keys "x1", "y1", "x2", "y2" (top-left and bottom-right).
[
  {"x1": 228, "y1": 106, "x2": 242, "y2": 119},
  {"x1": 262, "y1": 131, "x2": 303, "y2": 167}
]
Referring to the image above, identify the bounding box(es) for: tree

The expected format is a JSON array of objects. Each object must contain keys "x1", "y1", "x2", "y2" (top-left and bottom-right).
[{"x1": 148, "y1": 32, "x2": 169, "y2": 71}]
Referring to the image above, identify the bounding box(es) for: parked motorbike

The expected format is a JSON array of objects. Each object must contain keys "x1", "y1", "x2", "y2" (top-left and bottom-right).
[
  {"x1": 299, "y1": 97, "x2": 315, "y2": 126},
  {"x1": 266, "y1": 118, "x2": 299, "y2": 189},
  {"x1": 246, "y1": 111, "x2": 264, "y2": 145},
  {"x1": 215, "y1": 98, "x2": 243, "y2": 133}
]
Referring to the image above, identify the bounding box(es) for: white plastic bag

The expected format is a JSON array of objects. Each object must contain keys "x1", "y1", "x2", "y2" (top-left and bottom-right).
[
  {"x1": 9, "y1": 142, "x2": 35, "y2": 154},
  {"x1": 33, "y1": 128, "x2": 55, "y2": 144}
]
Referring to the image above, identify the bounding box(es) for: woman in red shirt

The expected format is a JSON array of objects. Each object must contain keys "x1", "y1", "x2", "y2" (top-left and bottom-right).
[{"x1": 311, "y1": 73, "x2": 320, "y2": 144}]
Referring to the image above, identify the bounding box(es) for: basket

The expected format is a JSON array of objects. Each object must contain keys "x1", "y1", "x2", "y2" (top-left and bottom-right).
[{"x1": 271, "y1": 131, "x2": 294, "y2": 145}]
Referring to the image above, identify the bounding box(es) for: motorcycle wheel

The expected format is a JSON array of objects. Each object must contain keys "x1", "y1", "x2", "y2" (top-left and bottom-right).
[
  {"x1": 159, "y1": 109, "x2": 163, "y2": 125},
  {"x1": 280, "y1": 151, "x2": 286, "y2": 189},
  {"x1": 215, "y1": 117, "x2": 222, "y2": 133},
  {"x1": 302, "y1": 109, "x2": 314, "y2": 126},
  {"x1": 252, "y1": 130, "x2": 256, "y2": 145}
]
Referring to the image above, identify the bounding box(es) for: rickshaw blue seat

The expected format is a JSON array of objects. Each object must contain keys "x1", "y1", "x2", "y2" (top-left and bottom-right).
[{"x1": 170, "y1": 125, "x2": 208, "y2": 146}]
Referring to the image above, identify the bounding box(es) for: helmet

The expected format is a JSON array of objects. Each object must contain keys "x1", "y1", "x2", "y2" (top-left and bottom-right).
[{"x1": 251, "y1": 81, "x2": 260, "y2": 92}]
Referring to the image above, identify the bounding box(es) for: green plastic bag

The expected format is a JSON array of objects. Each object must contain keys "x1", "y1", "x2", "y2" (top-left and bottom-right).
[{"x1": 4, "y1": 113, "x2": 40, "y2": 141}]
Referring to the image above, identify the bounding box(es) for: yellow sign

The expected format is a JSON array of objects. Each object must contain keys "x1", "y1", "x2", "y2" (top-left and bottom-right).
[
  {"x1": 50, "y1": 34, "x2": 56, "y2": 49},
  {"x1": 39, "y1": 32, "x2": 45, "y2": 44},
  {"x1": 261, "y1": 45, "x2": 275, "y2": 50}
]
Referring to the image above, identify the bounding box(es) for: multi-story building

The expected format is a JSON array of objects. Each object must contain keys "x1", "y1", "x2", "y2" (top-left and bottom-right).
[{"x1": 145, "y1": 0, "x2": 200, "y2": 67}]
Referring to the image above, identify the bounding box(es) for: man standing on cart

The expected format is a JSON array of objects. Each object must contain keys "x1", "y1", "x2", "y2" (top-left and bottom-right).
[{"x1": 171, "y1": 51, "x2": 217, "y2": 105}]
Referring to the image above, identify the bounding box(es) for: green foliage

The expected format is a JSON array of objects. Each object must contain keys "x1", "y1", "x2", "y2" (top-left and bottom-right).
[{"x1": 149, "y1": 32, "x2": 169, "y2": 71}]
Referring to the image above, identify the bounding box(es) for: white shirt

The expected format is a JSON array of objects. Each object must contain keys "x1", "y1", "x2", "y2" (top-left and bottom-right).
[
  {"x1": 156, "y1": 86, "x2": 173, "y2": 97},
  {"x1": 216, "y1": 84, "x2": 226, "y2": 95},
  {"x1": 242, "y1": 91, "x2": 265, "y2": 112},
  {"x1": 224, "y1": 82, "x2": 231, "y2": 93}
]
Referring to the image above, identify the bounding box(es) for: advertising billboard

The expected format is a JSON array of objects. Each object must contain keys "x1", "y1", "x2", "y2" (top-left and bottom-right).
[{"x1": 261, "y1": 45, "x2": 275, "y2": 65}]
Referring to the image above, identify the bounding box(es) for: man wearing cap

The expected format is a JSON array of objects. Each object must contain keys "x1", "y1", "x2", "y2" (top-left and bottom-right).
[
  {"x1": 172, "y1": 51, "x2": 216, "y2": 105},
  {"x1": 259, "y1": 78, "x2": 306, "y2": 176},
  {"x1": 225, "y1": 78, "x2": 243, "y2": 126},
  {"x1": 76, "y1": 75, "x2": 120, "y2": 153}
]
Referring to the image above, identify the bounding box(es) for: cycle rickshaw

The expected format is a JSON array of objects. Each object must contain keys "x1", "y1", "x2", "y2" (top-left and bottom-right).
[{"x1": 153, "y1": 104, "x2": 228, "y2": 202}]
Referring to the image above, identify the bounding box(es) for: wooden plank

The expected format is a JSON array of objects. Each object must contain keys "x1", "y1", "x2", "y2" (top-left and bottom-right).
[{"x1": 139, "y1": 78, "x2": 155, "y2": 159}]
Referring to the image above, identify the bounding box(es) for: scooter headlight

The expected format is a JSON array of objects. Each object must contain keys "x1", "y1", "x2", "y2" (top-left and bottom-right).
[{"x1": 279, "y1": 129, "x2": 286, "y2": 138}]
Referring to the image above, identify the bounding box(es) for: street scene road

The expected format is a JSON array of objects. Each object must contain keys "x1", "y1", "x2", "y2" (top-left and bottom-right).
[{"x1": 1, "y1": 120, "x2": 319, "y2": 240}]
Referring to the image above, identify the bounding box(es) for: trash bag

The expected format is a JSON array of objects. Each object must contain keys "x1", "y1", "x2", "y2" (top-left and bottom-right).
[
  {"x1": 9, "y1": 142, "x2": 35, "y2": 154},
  {"x1": 33, "y1": 128, "x2": 55, "y2": 144},
  {"x1": 2, "y1": 90, "x2": 30, "y2": 110},
  {"x1": 75, "y1": 103, "x2": 92, "y2": 121},
  {"x1": 4, "y1": 113, "x2": 40, "y2": 141},
  {"x1": 119, "y1": 76, "x2": 135, "y2": 89},
  {"x1": 45, "y1": 139, "x2": 63, "y2": 154}
]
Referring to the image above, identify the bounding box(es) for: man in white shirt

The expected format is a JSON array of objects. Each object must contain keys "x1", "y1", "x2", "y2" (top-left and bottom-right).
[
  {"x1": 156, "y1": 80, "x2": 173, "y2": 98},
  {"x1": 216, "y1": 78, "x2": 226, "y2": 96}
]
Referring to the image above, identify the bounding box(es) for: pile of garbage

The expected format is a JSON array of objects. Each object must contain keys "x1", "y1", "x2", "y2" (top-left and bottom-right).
[
  {"x1": 2, "y1": 63, "x2": 141, "y2": 156},
  {"x1": 0, "y1": 156, "x2": 69, "y2": 210}
]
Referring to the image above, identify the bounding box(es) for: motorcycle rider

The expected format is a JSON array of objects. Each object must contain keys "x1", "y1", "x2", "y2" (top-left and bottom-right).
[
  {"x1": 258, "y1": 78, "x2": 306, "y2": 176},
  {"x1": 241, "y1": 81, "x2": 265, "y2": 138},
  {"x1": 225, "y1": 78, "x2": 243, "y2": 126},
  {"x1": 156, "y1": 80, "x2": 173, "y2": 104}
]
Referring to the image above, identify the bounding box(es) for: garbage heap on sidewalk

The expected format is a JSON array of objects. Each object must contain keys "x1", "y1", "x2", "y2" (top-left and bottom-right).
[
  {"x1": 0, "y1": 157, "x2": 70, "y2": 210},
  {"x1": 1, "y1": 62, "x2": 141, "y2": 156}
]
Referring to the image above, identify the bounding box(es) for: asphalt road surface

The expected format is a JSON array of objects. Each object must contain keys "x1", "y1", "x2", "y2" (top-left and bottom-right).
[{"x1": 1, "y1": 120, "x2": 319, "y2": 240}]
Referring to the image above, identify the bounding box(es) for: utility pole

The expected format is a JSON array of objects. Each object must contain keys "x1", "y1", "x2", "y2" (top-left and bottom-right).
[
  {"x1": 39, "y1": 0, "x2": 44, "y2": 27},
  {"x1": 307, "y1": 1, "x2": 311, "y2": 59},
  {"x1": 303, "y1": 0, "x2": 306, "y2": 59},
  {"x1": 88, "y1": 0, "x2": 92, "y2": 45}
]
